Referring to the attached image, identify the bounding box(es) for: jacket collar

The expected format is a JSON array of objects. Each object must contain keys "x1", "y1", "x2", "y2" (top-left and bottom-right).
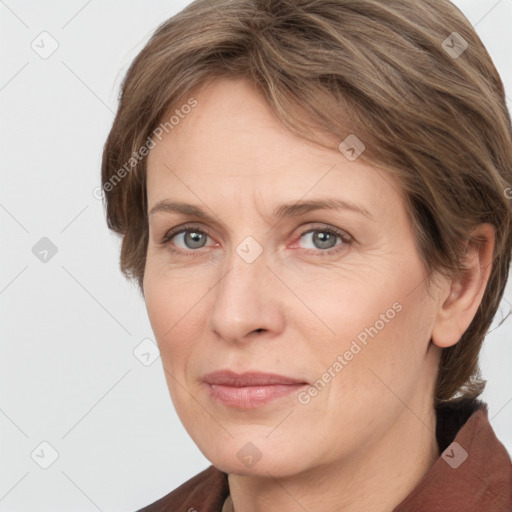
[{"x1": 393, "y1": 398, "x2": 512, "y2": 510}]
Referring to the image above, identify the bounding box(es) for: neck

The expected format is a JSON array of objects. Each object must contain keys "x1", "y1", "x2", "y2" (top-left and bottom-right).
[{"x1": 227, "y1": 399, "x2": 440, "y2": 512}]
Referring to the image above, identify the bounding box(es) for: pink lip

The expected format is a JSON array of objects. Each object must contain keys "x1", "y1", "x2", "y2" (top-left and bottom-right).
[{"x1": 201, "y1": 370, "x2": 308, "y2": 409}]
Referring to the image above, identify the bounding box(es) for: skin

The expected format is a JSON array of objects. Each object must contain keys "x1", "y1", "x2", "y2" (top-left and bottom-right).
[{"x1": 143, "y1": 77, "x2": 495, "y2": 512}]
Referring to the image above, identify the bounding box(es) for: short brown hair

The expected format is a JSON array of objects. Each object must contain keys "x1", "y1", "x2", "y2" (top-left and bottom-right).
[{"x1": 101, "y1": 0, "x2": 512, "y2": 403}]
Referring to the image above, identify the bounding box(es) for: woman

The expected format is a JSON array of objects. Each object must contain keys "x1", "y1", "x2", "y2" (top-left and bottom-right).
[{"x1": 101, "y1": 0, "x2": 512, "y2": 510}]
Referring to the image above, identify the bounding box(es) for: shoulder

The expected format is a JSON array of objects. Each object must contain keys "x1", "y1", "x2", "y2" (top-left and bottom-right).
[{"x1": 135, "y1": 465, "x2": 230, "y2": 512}]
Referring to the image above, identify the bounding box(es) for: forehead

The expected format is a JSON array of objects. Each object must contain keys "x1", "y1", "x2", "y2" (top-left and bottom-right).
[
  {"x1": 146, "y1": 78, "x2": 403, "y2": 219},
  {"x1": 149, "y1": 78, "x2": 334, "y2": 169}
]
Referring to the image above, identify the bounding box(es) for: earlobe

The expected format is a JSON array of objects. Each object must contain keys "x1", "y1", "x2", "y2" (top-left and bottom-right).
[{"x1": 431, "y1": 224, "x2": 495, "y2": 349}]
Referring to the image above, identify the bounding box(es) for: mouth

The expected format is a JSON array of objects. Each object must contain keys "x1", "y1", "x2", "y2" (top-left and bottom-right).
[{"x1": 201, "y1": 370, "x2": 309, "y2": 409}]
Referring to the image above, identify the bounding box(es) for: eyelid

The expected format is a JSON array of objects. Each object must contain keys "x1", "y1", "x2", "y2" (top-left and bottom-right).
[
  {"x1": 296, "y1": 223, "x2": 353, "y2": 242},
  {"x1": 160, "y1": 223, "x2": 212, "y2": 244}
]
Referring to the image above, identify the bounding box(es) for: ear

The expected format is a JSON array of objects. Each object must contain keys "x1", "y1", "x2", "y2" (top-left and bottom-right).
[{"x1": 431, "y1": 223, "x2": 495, "y2": 349}]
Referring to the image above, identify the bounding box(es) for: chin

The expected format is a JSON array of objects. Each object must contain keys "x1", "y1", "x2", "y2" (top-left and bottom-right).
[
  {"x1": 211, "y1": 456, "x2": 300, "y2": 478},
  {"x1": 199, "y1": 437, "x2": 313, "y2": 478}
]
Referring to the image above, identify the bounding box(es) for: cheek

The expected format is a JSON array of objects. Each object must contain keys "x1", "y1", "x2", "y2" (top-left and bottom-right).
[
  {"x1": 295, "y1": 260, "x2": 435, "y2": 390},
  {"x1": 143, "y1": 268, "x2": 211, "y2": 422},
  {"x1": 143, "y1": 263, "x2": 205, "y2": 362},
  {"x1": 282, "y1": 265, "x2": 400, "y2": 346}
]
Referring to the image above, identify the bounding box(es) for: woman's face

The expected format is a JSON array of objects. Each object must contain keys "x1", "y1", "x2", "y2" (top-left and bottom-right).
[{"x1": 143, "y1": 78, "x2": 444, "y2": 476}]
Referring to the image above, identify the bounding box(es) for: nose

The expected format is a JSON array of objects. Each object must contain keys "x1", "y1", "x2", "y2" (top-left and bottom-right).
[{"x1": 208, "y1": 245, "x2": 285, "y2": 344}]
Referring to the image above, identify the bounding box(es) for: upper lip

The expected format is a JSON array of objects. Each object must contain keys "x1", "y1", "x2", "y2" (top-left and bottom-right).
[{"x1": 201, "y1": 370, "x2": 308, "y2": 387}]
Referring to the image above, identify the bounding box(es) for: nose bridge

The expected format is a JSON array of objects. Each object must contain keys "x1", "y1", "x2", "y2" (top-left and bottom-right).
[
  {"x1": 218, "y1": 213, "x2": 269, "y2": 285},
  {"x1": 209, "y1": 236, "x2": 279, "y2": 340},
  {"x1": 219, "y1": 237, "x2": 268, "y2": 312}
]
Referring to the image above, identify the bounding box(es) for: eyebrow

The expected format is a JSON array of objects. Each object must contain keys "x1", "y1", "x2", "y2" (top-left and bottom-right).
[{"x1": 148, "y1": 198, "x2": 374, "y2": 223}]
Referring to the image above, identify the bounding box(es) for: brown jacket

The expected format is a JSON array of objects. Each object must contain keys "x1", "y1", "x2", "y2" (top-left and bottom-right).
[{"x1": 136, "y1": 399, "x2": 512, "y2": 511}]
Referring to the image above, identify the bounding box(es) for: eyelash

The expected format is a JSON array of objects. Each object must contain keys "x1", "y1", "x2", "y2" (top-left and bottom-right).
[{"x1": 160, "y1": 223, "x2": 353, "y2": 257}]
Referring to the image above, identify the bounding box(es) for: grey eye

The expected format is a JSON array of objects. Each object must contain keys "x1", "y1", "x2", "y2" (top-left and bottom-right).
[
  {"x1": 175, "y1": 230, "x2": 209, "y2": 249},
  {"x1": 300, "y1": 230, "x2": 341, "y2": 250}
]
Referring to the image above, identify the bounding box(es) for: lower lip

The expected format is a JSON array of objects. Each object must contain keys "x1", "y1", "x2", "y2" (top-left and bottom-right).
[{"x1": 205, "y1": 383, "x2": 307, "y2": 409}]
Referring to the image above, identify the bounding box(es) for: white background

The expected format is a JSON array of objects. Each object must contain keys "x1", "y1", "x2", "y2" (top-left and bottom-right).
[{"x1": 1, "y1": 1, "x2": 511, "y2": 510}]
